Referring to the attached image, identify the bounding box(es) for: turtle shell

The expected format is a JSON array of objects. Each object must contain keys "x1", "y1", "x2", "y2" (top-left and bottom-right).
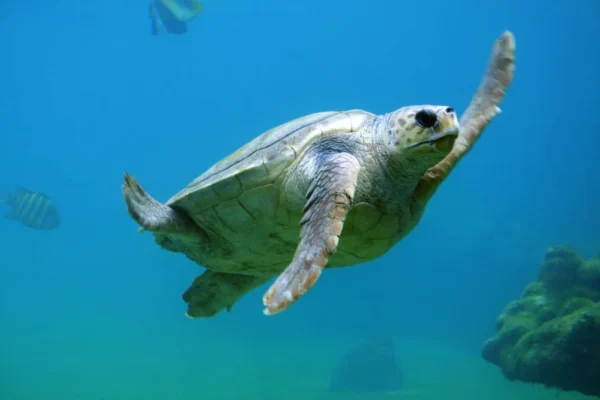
[{"x1": 165, "y1": 110, "x2": 373, "y2": 232}]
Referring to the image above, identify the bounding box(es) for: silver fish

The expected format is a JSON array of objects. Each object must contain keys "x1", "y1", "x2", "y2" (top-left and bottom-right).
[{"x1": 3, "y1": 187, "x2": 60, "y2": 230}]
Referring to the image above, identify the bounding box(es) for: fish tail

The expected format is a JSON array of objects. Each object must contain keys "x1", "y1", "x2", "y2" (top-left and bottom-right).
[{"x1": 0, "y1": 190, "x2": 12, "y2": 205}]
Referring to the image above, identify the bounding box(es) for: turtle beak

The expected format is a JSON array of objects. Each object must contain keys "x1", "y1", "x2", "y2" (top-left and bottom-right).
[
  {"x1": 407, "y1": 127, "x2": 459, "y2": 152},
  {"x1": 429, "y1": 128, "x2": 459, "y2": 152}
]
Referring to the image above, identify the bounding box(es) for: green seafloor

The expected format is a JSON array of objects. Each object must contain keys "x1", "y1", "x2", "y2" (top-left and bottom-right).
[{"x1": 2, "y1": 328, "x2": 595, "y2": 400}]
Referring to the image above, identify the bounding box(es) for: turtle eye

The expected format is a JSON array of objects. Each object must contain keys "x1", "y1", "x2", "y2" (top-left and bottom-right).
[{"x1": 415, "y1": 110, "x2": 437, "y2": 128}]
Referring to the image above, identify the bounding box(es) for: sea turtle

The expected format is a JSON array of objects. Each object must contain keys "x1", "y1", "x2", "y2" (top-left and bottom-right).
[{"x1": 122, "y1": 32, "x2": 515, "y2": 318}]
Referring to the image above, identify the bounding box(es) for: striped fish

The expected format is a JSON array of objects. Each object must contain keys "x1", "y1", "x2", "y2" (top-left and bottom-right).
[{"x1": 2, "y1": 187, "x2": 60, "y2": 231}]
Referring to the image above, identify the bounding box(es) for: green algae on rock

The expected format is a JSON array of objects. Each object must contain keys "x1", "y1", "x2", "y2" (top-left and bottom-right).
[{"x1": 482, "y1": 246, "x2": 600, "y2": 398}]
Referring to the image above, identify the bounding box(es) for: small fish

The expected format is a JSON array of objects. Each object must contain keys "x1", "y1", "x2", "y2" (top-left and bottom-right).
[
  {"x1": 149, "y1": 0, "x2": 203, "y2": 36},
  {"x1": 2, "y1": 187, "x2": 60, "y2": 231}
]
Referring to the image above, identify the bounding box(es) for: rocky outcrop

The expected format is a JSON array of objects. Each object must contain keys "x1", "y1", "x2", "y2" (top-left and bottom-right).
[{"x1": 482, "y1": 246, "x2": 600, "y2": 397}]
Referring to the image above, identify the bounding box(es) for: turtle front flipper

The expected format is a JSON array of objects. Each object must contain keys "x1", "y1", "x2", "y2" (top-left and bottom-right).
[
  {"x1": 183, "y1": 271, "x2": 269, "y2": 318},
  {"x1": 458, "y1": 31, "x2": 515, "y2": 143},
  {"x1": 122, "y1": 172, "x2": 198, "y2": 235},
  {"x1": 262, "y1": 153, "x2": 361, "y2": 315},
  {"x1": 414, "y1": 31, "x2": 516, "y2": 203}
]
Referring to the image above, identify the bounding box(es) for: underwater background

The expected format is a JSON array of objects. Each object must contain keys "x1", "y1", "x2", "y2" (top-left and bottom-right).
[{"x1": 1, "y1": 0, "x2": 598, "y2": 399}]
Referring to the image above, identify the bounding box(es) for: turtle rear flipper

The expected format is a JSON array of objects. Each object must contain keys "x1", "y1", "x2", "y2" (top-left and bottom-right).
[
  {"x1": 183, "y1": 271, "x2": 269, "y2": 318},
  {"x1": 122, "y1": 173, "x2": 198, "y2": 236}
]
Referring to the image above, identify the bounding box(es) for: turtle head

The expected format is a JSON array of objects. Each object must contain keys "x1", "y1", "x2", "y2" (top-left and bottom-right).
[
  {"x1": 385, "y1": 105, "x2": 459, "y2": 156},
  {"x1": 374, "y1": 105, "x2": 459, "y2": 191}
]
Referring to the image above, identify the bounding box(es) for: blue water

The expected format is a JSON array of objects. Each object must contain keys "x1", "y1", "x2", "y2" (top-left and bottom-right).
[{"x1": 1, "y1": 1, "x2": 598, "y2": 399}]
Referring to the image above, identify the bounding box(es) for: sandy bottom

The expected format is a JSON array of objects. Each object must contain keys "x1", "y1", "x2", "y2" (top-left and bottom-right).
[{"x1": 1, "y1": 320, "x2": 596, "y2": 400}]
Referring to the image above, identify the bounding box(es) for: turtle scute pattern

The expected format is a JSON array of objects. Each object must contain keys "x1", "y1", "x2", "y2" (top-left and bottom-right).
[{"x1": 165, "y1": 110, "x2": 374, "y2": 233}]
